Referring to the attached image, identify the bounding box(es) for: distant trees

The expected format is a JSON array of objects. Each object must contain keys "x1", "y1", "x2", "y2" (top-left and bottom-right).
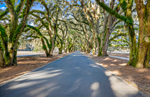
[{"x1": 68, "y1": 0, "x2": 128, "y2": 56}]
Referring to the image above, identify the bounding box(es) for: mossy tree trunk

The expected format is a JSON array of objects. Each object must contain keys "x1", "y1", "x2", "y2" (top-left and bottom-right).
[
  {"x1": 30, "y1": 0, "x2": 60, "y2": 56},
  {"x1": 97, "y1": 36, "x2": 101, "y2": 56},
  {"x1": 41, "y1": 39, "x2": 50, "y2": 57},
  {"x1": 120, "y1": 0, "x2": 137, "y2": 66},
  {"x1": 0, "y1": 47, "x2": 4, "y2": 67},
  {"x1": 96, "y1": 0, "x2": 150, "y2": 68},
  {"x1": 0, "y1": 0, "x2": 34, "y2": 67},
  {"x1": 101, "y1": 0, "x2": 116, "y2": 56},
  {"x1": 135, "y1": 0, "x2": 150, "y2": 68},
  {"x1": 59, "y1": 47, "x2": 62, "y2": 54}
]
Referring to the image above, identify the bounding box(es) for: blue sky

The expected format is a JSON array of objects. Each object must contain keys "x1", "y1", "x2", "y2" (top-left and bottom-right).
[
  {"x1": 0, "y1": 1, "x2": 44, "y2": 11},
  {"x1": 0, "y1": 0, "x2": 95, "y2": 11},
  {"x1": 0, "y1": 1, "x2": 6, "y2": 10}
]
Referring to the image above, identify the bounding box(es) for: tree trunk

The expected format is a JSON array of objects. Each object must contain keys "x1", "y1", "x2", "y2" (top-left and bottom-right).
[
  {"x1": 59, "y1": 48, "x2": 62, "y2": 54},
  {"x1": 102, "y1": 28, "x2": 111, "y2": 56},
  {"x1": 101, "y1": 0, "x2": 115, "y2": 56},
  {"x1": 87, "y1": 47, "x2": 91, "y2": 53},
  {"x1": 92, "y1": 42, "x2": 96, "y2": 55},
  {"x1": 136, "y1": 39, "x2": 150, "y2": 68},
  {"x1": 145, "y1": 46, "x2": 150, "y2": 68},
  {"x1": 97, "y1": 37, "x2": 102, "y2": 56},
  {"x1": 9, "y1": 45, "x2": 17, "y2": 66},
  {"x1": 135, "y1": 0, "x2": 150, "y2": 68},
  {"x1": 127, "y1": 25, "x2": 137, "y2": 66},
  {"x1": 41, "y1": 39, "x2": 50, "y2": 57},
  {"x1": 0, "y1": 48, "x2": 4, "y2": 67},
  {"x1": 13, "y1": 48, "x2": 17, "y2": 66}
]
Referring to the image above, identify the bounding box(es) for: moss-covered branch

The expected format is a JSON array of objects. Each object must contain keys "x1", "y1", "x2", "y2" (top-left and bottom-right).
[
  {"x1": 16, "y1": 0, "x2": 25, "y2": 15},
  {"x1": 0, "y1": 8, "x2": 9, "y2": 20},
  {"x1": 109, "y1": 33, "x2": 127, "y2": 42},
  {"x1": 0, "y1": 24, "x2": 8, "y2": 51},
  {"x1": 27, "y1": 25, "x2": 51, "y2": 49},
  {"x1": 4, "y1": 0, "x2": 16, "y2": 16},
  {"x1": 71, "y1": 13, "x2": 89, "y2": 25},
  {"x1": 31, "y1": 13, "x2": 49, "y2": 30},
  {"x1": 12, "y1": 0, "x2": 34, "y2": 46},
  {"x1": 95, "y1": 0, "x2": 133, "y2": 25},
  {"x1": 30, "y1": 10, "x2": 45, "y2": 16}
]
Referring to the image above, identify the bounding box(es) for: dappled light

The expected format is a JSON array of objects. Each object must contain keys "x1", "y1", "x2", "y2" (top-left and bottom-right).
[
  {"x1": 8, "y1": 81, "x2": 45, "y2": 90},
  {"x1": 91, "y1": 82, "x2": 100, "y2": 90},
  {"x1": 113, "y1": 60, "x2": 117, "y2": 62},
  {"x1": 146, "y1": 76, "x2": 150, "y2": 80},
  {"x1": 91, "y1": 82, "x2": 100, "y2": 97},
  {"x1": 104, "y1": 57, "x2": 111, "y2": 61},
  {"x1": 15, "y1": 70, "x2": 62, "y2": 81}
]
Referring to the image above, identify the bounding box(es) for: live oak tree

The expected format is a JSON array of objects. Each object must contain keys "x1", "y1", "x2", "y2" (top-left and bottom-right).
[
  {"x1": 0, "y1": 0, "x2": 34, "y2": 67},
  {"x1": 57, "y1": 21, "x2": 68, "y2": 54},
  {"x1": 135, "y1": 0, "x2": 150, "y2": 68},
  {"x1": 30, "y1": 0, "x2": 60, "y2": 56},
  {"x1": 26, "y1": 25, "x2": 52, "y2": 57},
  {"x1": 96, "y1": 0, "x2": 150, "y2": 68}
]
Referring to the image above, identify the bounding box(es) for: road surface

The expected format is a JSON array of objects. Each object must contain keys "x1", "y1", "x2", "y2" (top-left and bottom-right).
[{"x1": 0, "y1": 51, "x2": 145, "y2": 97}]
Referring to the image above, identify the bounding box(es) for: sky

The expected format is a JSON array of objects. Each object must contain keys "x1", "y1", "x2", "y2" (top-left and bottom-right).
[
  {"x1": 0, "y1": 0, "x2": 97, "y2": 12},
  {"x1": 0, "y1": 1, "x2": 6, "y2": 10},
  {"x1": 0, "y1": 0, "x2": 96, "y2": 10},
  {"x1": 0, "y1": 1, "x2": 44, "y2": 11}
]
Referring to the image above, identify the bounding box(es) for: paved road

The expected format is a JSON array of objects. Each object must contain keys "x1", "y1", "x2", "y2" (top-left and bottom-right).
[{"x1": 0, "y1": 51, "x2": 145, "y2": 97}]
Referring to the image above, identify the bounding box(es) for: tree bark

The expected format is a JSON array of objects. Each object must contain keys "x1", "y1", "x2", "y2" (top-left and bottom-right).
[
  {"x1": 101, "y1": 0, "x2": 115, "y2": 56},
  {"x1": 102, "y1": 28, "x2": 110, "y2": 56},
  {"x1": 135, "y1": 0, "x2": 150, "y2": 68},
  {"x1": 0, "y1": 47, "x2": 4, "y2": 67},
  {"x1": 59, "y1": 48, "x2": 62, "y2": 54}
]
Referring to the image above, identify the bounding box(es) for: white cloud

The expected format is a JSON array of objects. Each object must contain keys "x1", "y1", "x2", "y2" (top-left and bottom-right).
[{"x1": 0, "y1": 7, "x2": 6, "y2": 10}]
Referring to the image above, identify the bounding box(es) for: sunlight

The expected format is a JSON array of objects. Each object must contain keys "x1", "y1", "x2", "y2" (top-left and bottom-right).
[
  {"x1": 109, "y1": 75, "x2": 138, "y2": 97},
  {"x1": 15, "y1": 70, "x2": 62, "y2": 81},
  {"x1": 113, "y1": 59, "x2": 117, "y2": 62},
  {"x1": 119, "y1": 63, "x2": 126, "y2": 66},
  {"x1": 28, "y1": 83, "x2": 59, "y2": 97},
  {"x1": 8, "y1": 81, "x2": 45, "y2": 89},
  {"x1": 91, "y1": 82, "x2": 99, "y2": 90},
  {"x1": 105, "y1": 71, "x2": 112, "y2": 76},
  {"x1": 104, "y1": 57, "x2": 110, "y2": 60},
  {"x1": 146, "y1": 76, "x2": 150, "y2": 80},
  {"x1": 91, "y1": 82, "x2": 100, "y2": 97},
  {"x1": 110, "y1": 64, "x2": 116, "y2": 66},
  {"x1": 90, "y1": 64, "x2": 98, "y2": 68},
  {"x1": 111, "y1": 70, "x2": 121, "y2": 75}
]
